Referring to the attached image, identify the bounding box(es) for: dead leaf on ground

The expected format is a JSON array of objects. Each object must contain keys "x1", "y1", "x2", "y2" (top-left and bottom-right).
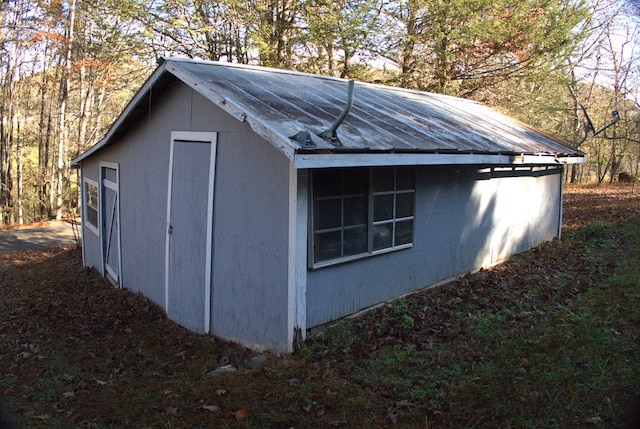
[
  {"x1": 586, "y1": 416, "x2": 603, "y2": 425},
  {"x1": 201, "y1": 404, "x2": 220, "y2": 412},
  {"x1": 33, "y1": 414, "x2": 52, "y2": 421},
  {"x1": 164, "y1": 406, "x2": 179, "y2": 416},
  {"x1": 235, "y1": 408, "x2": 251, "y2": 420}
]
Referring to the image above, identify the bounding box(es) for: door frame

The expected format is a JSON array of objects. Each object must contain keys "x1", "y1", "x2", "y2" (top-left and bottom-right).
[
  {"x1": 164, "y1": 131, "x2": 218, "y2": 334},
  {"x1": 99, "y1": 161, "x2": 122, "y2": 288}
]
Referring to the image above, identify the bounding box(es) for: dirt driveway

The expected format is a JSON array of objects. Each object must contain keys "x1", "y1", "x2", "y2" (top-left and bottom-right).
[{"x1": 0, "y1": 221, "x2": 80, "y2": 253}]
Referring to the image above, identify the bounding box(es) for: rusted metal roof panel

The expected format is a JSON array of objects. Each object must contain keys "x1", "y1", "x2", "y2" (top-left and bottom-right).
[
  {"x1": 73, "y1": 57, "x2": 583, "y2": 166},
  {"x1": 168, "y1": 58, "x2": 578, "y2": 157}
]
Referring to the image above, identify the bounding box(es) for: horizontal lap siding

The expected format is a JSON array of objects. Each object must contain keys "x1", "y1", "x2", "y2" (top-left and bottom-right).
[{"x1": 306, "y1": 165, "x2": 562, "y2": 327}]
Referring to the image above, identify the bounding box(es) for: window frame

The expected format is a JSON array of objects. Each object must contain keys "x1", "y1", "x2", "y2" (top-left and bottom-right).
[
  {"x1": 310, "y1": 166, "x2": 416, "y2": 269},
  {"x1": 370, "y1": 167, "x2": 416, "y2": 255},
  {"x1": 83, "y1": 177, "x2": 99, "y2": 236}
]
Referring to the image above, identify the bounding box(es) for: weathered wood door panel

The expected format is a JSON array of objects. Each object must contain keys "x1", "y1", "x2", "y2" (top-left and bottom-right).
[{"x1": 165, "y1": 132, "x2": 217, "y2": 333}]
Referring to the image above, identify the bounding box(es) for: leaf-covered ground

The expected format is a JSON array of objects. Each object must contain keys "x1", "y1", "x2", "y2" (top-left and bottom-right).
[{"x1": 1, "y1": 184, "x2": 639, "y2": 428}]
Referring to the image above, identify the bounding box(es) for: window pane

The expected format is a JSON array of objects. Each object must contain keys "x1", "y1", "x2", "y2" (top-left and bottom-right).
[
  {"x1": 315, "y1": 231, "x2": 342, "y2": 262},
  {"x1": 373, "y1": 223, "x2": 393, "y2": 250},
  {"x1": 344, "y1": 226, "x2": 368, "y2": 256},
  {"x1": 396, "y1": 192, "x2": 415, "y2": 218},
  {"x1": 87, "y1": 207, "x2": 98, "y2": 227},
  {"x1": 395, "y1": 220, "x2": 414, "y2": 246},
  {"x1": 103, "y1": 167, "x2": 117, "y2": 183},
  {"x1": 344, "y1": 196, "x2": 367, "y2": 226},
  {"x1": 314, "y1": 198, "x2": 341, "y2": 230},
  {"x1": 311, "y1": 166, "x2": 414, "y2": 266},
  {"x1": 374, "y1": 194, "x2": 394, "y2": 221},
  {"x1": 372, "y1": 167, "x2": 394, "y2": 192},
  {"x1": 343, "y1": 168, "x2": 368, "y2": 194},
  {"x1": 86, "y1": 183, "x2": 98, "y2": 209},
  {"x1": 396, "y1": 167, "x2": 415, "y2": 190},
  {"x1": 313, "y1": 169, "x2": 341, "y2": 197}
]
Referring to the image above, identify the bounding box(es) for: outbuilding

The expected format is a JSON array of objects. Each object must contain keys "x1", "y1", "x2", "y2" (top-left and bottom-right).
[{"x1": 72, "y1": 57, "x2": 584, "y2": 352}]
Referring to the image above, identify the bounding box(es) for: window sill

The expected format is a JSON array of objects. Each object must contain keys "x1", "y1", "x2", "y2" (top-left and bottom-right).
[
  {"x1": 85, "y1": 223, "x2": 99, "y2": 237},
  {"x1": 310, "y1": 243, "x2": 414, "y2": 271}
]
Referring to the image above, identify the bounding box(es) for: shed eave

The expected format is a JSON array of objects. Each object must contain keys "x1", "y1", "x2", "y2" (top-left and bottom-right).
[{"x1": 293, "y1": 151, "x2": 585, "y2": 169}]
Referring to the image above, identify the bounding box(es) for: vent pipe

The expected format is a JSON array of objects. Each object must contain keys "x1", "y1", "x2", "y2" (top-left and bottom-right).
[{"x1": 319, "y1": 80, "x2": 355, "y2": 146}]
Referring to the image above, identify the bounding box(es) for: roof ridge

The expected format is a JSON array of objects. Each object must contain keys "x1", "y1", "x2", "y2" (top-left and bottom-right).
[
  {"x1": 159, "y1": 56, "x2": 346, "y2": 83},
  {"x1": 159, "y1": 57, "x2": 484, "y2": 107}
]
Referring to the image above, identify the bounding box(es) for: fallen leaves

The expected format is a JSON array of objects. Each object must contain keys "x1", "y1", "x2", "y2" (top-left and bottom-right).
[{"x1": 0, "y1": 185, "x2": 639, "y2": 428}]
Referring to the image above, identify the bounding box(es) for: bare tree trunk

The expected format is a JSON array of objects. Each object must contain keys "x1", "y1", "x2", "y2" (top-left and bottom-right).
[
  {"x1": 632, "y1": 151, "x2": 639, "y2": 194},
  {"x1": 44, "y1": 108, "x2": 53, "y2": 218},
  {"x1": 38, "y1": 47, "x2": 51, "y2": 220},
  {"x1": 75, "y1": 63, "x2": 88, "y2": 216},
  {"x1": 93, "y1": 80, "x2": 106, "y2": 139},
  {"x1": 56, "y1": 0, "x2": 77, "y2": 220},
  {"x1": 0, "y1": 88, "x2": 10, "y2": 225},
  {"x1": 17, "y1": 116, "x2": 23, "y2": 224},
  {"x1": 77, "y1": 62, "x2": 93, "y2": 155},
  {"x1": 400, "y1": 0, "x2": 419, "y2": 89},
  {"x1": 0, "y1": 2, "x2": 16, "y2": 225},
  {"x1": 257, "y1": 0, "x2": 297, "y2": 68}
]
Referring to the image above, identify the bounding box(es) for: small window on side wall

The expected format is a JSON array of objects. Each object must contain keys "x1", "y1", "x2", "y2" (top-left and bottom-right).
[
  {"x1": 311, "y1": 166, "x2": 415, "y2": 268},
  {"x1": 84, "y1": 179, "x2": 99, "y2": 235}
]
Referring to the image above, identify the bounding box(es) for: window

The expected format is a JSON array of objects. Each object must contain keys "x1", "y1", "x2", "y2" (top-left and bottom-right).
[
  {"x1": 372, "y1": 167, "x2": 415, "y2": 251},
  {"x1": 84, "y1": 179, "x2": 99, "y2": 235},
  {"x1": 311, "y1": 166, "x2": 415, "y2": 267}
]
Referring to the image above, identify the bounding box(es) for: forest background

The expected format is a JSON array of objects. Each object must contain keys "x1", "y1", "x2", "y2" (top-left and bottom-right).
[{"x1": 1, "y1": 0, "x2": 639, "y2": 226}]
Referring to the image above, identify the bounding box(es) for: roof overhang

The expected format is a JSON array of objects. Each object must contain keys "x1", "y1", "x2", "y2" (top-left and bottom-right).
[
  {"x1": 294, "y1": 151, "x2": 584, "y2": 169},
  {"x1": 72, "y1": 58, "x2": 586, "y2": 170}
]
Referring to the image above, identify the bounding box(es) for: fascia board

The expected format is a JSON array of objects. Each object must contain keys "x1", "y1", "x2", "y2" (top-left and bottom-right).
[{"x1": 294, "y1": 152, "x2": 585, "y2": 169}]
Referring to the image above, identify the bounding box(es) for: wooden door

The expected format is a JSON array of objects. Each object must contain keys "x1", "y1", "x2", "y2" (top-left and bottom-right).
[{"x1": 165, "y1": 132, "x2": 217, "y2": 333}]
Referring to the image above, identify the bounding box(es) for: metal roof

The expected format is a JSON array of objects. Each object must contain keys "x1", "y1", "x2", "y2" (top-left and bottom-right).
[{"x1": 73, "y1": 57, "x2": 584, "y2": 167}]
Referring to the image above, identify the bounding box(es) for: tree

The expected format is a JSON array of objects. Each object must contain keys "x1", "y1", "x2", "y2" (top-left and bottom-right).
[
  {"x1": 124, "y1": 0, "x2": 252, "y2": 62},
  {"x1": 54, "y1": 0, "x2": 76, "y2": 220},
  {"x1": 298, "y1": 0, "x2": 384, "y2": 78},
  {"x1": 0, "y1": 0, "x2": 40, "y2": 224},
  {"x1": 0, "y1": 0, "x2": 152, "y2": 225},
  {"x1": 383, "y1": 0, "x2": 590, "y2": 96},
  {"x1": 572, "y1": 0, "x2": 639, "y2": 183},
  {"x1": 254, "y1": 0, "x2": 300, "y2": 68}
]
